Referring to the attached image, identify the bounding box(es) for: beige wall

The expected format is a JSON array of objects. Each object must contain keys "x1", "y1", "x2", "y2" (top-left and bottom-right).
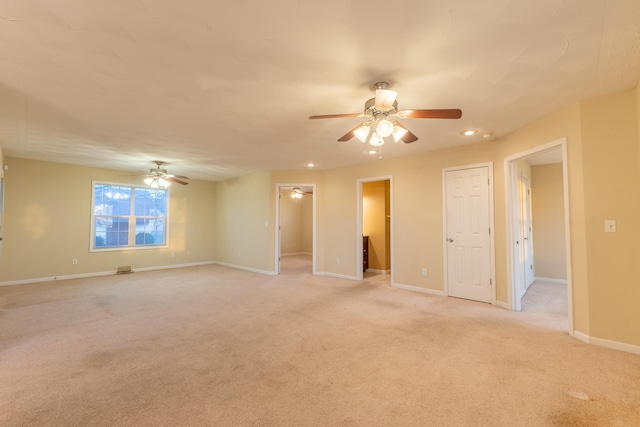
[
  {"x1": 580, "y1": 89, "x2": 640, "y2": 346},
  {"x1": 0, "y1": 157, "x2": 216, "y2": 282},
  {"x1": 531, "y1": 164, "x2": 566, "y2": 280},
  {"x1": 363, "y1": 180, "x2": 390, "y2": 271},
  {"x1": 317, "y1": 144, "x2": 499, "y2": 289},
  {"x1": 214, "y1": 171, "x2": 271, "y2": 272}
]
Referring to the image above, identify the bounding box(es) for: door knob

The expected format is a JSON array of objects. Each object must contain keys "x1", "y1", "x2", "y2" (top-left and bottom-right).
[{"x1": 447, "y1": 238, "x2": 454, "y2": 243}]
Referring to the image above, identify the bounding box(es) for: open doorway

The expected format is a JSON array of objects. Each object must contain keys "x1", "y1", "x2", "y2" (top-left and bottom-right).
[
  {"x1": 505, "y1": 138, "x2": 572, "y2": 333},
  {"x1": 357, "y1": 177, "x2": 392, "y2": 284},
  {"x1": 275, "y1": 184, "x2": 315, "y2": 275}
]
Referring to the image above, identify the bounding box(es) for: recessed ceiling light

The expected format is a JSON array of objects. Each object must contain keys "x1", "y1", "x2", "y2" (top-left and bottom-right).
[
  {"x1": 305, "y1": 162, "x2": 316, "y2": 168},
  {"x1": 461, "y1": 129, "x2": 478, "y2": 136}
]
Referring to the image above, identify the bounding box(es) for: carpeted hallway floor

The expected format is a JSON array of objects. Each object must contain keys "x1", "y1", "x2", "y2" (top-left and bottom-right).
[{"x1": 1, "y1": 255, "x2": 639, "y2": 426}]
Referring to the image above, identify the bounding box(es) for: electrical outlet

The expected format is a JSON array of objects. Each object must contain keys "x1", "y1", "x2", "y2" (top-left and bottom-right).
[
  {"x1": 72, "y1": 259, "x2": 78, "y2": 265},
  {"x1": 421, "y1": 268, "x2": 427, "y2": 276},
  {"x1": 605, "y1": 220, "x2": 616, "y2": 232},
  {"x1": 171, "y1": 252, "x2": 175, "y2": 257},
  {"x1": 336, "y1": 258, "x2": 341, "y2": 265}
]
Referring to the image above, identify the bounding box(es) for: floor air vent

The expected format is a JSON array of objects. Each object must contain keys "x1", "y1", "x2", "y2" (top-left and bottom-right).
[{"x1": 117, "y1": 266, "x2": 133, "y2": 274}]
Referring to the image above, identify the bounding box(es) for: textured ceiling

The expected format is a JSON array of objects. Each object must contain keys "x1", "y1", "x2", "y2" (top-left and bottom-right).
[{"x1": 0, "y1": 0, "x2": 639, "y2": 181}]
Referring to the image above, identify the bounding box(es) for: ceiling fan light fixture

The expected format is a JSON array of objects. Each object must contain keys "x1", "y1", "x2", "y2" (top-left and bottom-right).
[
  {"x1": 291, "y1": 187, "x2": 304, "y2": 199},
  {"x1": 354, "y1": 124, "x2": 370, "y2": 142},
  {"x1": 376, "y1": 119, "x2": 394, "y2": 137},
  {"x1": 369, "y1": 133, "x2": 384, "y2": 146},
  {"x1": 375, "y1": 89, "x2": 398, "y2": 109},
  {"x1": 392, "y1": 125, "x2": 408, "y2": 142},
  {"x1": 144, "y1": 176, "x2": 171, "y2": 188}
]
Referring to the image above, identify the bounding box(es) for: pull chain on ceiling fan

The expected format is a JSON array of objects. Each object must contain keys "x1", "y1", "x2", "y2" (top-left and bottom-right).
[{"x1": 309, "y1": 82, "x2": 462, "y2": 145}]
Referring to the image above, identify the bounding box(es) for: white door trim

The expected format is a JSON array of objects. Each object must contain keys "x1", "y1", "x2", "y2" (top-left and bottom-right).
[
  {"x1": 356, "y1": 176, "x2": 393, "y2": 283},
  {"x1": 274, "y1": 183, "x2": 317, "y2": 275},
  {"x1": 503, "y1": 137, "x2": 574, "y2": 335},
  {"x1": 442, "y1": 162, "x2": 496, "y2": 305},
  {"x1": 521, "y1": 173, "x2": 534, "y2": 290}
]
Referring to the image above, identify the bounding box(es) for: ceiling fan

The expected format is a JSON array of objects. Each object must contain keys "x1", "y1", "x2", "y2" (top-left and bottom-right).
[
  {"x1": 288, "y1": 187, "x2": 312, "y2": 199},
  {"x1": 309, "y1": 82, "x2": 462, "y2": 145},
  {"x1": 125, "y1": 161, "x2": 189, "y2": 188}
]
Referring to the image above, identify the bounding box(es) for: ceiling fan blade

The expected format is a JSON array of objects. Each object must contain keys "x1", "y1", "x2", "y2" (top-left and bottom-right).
[
  {"x1": 375, "y1": 89, "x2": 398, "y2": 108},
  {"x1": 168, "y1": 174, "x2": 189, "y2": 179},
  {"x1": 401, "y1": 130, "x2": 419, "y2": 143},
  {"x1": 166, "y1": 177, "x2": 189, "y2": 185},
  {"x1": 401, "y1": 109, "x2": 462, "y2": 119},
  {"x1": 309, "y1": 113, "x2": 361, "y2": 119},
  {"x1": 337, "y1": 123, "x2": 367, "y2": 142},
  {"x1": 393, "y1": 122, "x2": 418, "y2": 143}
]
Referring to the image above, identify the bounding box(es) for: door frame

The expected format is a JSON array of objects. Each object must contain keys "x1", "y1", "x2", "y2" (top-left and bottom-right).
[
  {"x1": 520, "y1": 173, "x2": 534, "y2": 290},
  {"x1": 504, "y1": 137, "x2": 573, "y2": 335},
  {"x1": 274, "y1": 183, "x2": 317, "y2": 275},
  {"x1": 442, "y1": 162, "x2": 496, "y2": 304},
  {"x1": 356, "y1": 176, "x2": 393, "y2": 282}
]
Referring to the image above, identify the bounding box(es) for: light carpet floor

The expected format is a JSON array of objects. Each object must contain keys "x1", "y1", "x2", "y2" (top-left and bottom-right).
[{"x1": 1, "y1": 255, "x2": 639, "y2": 426}]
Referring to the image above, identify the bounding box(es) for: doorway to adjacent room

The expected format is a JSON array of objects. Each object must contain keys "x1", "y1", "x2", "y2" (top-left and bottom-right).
[{"x1": 357, "y1": 177, "x2": 392, "y2": 284}]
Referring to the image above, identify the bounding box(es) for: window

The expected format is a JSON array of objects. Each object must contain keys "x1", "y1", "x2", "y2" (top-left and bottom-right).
[{"x1": 92, "y1": 182, "x2": 168, "y2": 250}]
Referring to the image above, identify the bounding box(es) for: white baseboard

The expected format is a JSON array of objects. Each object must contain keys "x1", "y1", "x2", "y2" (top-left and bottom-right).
[
  {"x1": 392, "y1": 282, "x2": 445, "y2": 296},
  {"x1": 518, "y1": 288, "x2": 527, "y2": 300},
  {"x1": 0, "y1": 261, "x2": 217, "y2": 287},
  {"x1": 496, "y1": 300, "x2": 511, "y2": 309},
  {"x1": 214, "y1": 262, "x2": 276, "y2": 276},
  {"x1": 0, "y1": 270, "x2": 117, "y2": 287},
  {"x1": 133, "y1": 261, "x2": 216, "y2": 272},
  {"x1": 573, "y1": 331, "x2": 640, "y2": 356},
  {"x1": 314, "y1": 271, "x2": 358, "y2": 281},
  {"x1": 534, "y1": 277, "x2": 568, "y2": 285},
  {"x1": 573, "y1": 331, "x2": 589, "y2": 343}
]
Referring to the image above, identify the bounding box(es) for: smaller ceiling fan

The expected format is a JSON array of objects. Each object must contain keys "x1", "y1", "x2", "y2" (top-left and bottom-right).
[
  {"x1": 288, "y1": 187, "x2": 311, "y2": 199},
  {"x1": 309, "y1": 82, "x2": 462, "y2": 146},
  {"x1": 124, "y1": 161, "x2": 189, "y2": 188}
]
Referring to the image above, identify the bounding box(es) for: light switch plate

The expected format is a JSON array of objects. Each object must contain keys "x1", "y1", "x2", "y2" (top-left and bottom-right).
[{"x1": 605, "y1": 220, "x2": 616, "y2": 232}]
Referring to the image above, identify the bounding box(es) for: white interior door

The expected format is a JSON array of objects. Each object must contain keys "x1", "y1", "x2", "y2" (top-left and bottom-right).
[
  {"x1": 521, "y1": 175, "x2": 534, "y2": 289},
  {"x1": 445, "y1": 167, "x2": 493, "y2": 303}
]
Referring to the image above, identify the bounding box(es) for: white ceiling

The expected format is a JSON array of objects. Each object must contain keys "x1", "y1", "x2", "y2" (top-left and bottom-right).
[
  {"x1": 0, "y1": 0, "x2": 639, "y2": 181},
  {"x1": 527, "y1": 148, "x2": 563, "y2": 166}
]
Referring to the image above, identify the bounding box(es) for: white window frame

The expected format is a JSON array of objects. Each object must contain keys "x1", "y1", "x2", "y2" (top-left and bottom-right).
[{"x1": 90, "y1": 181, "x2": 170, "y2": 252}]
